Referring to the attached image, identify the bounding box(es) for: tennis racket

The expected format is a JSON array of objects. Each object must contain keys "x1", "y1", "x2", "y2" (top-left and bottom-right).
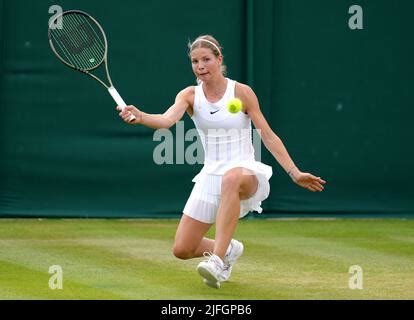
[{"x1": 48, "y1": 10, "x2": 135, "y2": 122}]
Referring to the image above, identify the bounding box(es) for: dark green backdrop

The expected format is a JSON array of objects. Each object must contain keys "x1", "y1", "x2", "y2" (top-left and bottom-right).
[{"x1": 1, "y1": 0, "x2": 413, "y2": 217}]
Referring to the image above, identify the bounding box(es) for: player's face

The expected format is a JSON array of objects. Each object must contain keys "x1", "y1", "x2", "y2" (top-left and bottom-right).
[{"x1": 190, "y1": 47, "x2": 222, "y2": 81}]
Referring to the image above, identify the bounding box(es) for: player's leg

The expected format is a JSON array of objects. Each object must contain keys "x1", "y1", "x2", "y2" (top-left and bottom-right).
[
  {"x1": 173, "y1": 214, "x2": 214, "y2": 259},
  {"x1": 197, "y1": 167, "x2": 258, "y2": 288},
  {"x1": 214, "y1": 167, "x2": 258, "y2": 259}
]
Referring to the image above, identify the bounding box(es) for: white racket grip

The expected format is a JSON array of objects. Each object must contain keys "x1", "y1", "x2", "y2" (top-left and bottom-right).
[{"x1": 108, "y1": 86, "x2": 136, "y2": 122}]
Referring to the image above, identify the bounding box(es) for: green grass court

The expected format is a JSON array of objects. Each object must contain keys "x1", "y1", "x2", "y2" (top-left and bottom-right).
[{"x1": 0, "y1": 218, "x2": 413, "y2": 300}]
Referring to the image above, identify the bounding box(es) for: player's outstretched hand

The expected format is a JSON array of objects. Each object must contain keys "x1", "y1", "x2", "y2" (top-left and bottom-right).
[
  {"x1": 116, "y1": 105, "x2": 142, "y2": 124},
  {"x1": 289, "y1": 168, "x2": 326, "y2": 192}
]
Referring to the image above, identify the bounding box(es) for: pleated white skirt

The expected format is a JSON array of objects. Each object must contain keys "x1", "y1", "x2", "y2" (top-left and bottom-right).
[{"x1": 183, "y1": 161, "x2": 272, "y2": 224}]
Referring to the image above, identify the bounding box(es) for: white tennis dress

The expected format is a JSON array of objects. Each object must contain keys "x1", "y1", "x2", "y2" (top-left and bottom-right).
[{"x1": 183, "y1": 78, "x2": 273, "y2": 224}]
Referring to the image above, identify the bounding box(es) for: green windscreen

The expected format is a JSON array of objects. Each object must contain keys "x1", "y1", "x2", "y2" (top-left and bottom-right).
[{"x1": 0, "y1": 0, "x2": 413, "y2": 217}]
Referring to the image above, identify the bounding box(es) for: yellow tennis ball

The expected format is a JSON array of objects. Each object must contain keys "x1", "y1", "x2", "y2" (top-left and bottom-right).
[{"x1": 227, "y1": 98, "x2": 242, "y2": 114}]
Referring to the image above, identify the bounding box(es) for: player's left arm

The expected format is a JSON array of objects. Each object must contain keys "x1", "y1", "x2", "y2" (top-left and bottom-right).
[{"x1": 236, "y1": 83, "x2": 326, "y2": 192}]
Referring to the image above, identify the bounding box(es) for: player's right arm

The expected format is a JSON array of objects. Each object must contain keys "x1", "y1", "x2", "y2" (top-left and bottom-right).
[{"x1": 117, "y1": 86, "x2": 194, "y2": 129}]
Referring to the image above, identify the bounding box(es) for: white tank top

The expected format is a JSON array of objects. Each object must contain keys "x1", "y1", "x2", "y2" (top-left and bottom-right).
[{"x1": 191, "y1": 78, "x2": 257, "y2": 175}]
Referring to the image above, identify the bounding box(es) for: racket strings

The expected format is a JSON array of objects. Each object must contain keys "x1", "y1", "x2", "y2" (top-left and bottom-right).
[
  {"x1": 62, "y1": 14, "x2": 104, "y2": 68},
  {"x1": 67, "y1": 14, "x2": 105, "y2": 62},
  {"x1": 50, "y1": 13, "x2": 106, "y2": 71},
  {"x1": 77, "y1": 14, "x2": 106, "y2": 52},
  {"x1": 51, "y1": 24, "x2": 95, "y2": 70}
]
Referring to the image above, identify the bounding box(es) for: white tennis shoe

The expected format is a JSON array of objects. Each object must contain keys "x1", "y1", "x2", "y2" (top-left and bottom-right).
[
  {"x1": 197, "y1": 253, "x2": 224, "y2": 289},
  {"x1": 221, "y1": 239, "x2": 244, "y2": 281}
]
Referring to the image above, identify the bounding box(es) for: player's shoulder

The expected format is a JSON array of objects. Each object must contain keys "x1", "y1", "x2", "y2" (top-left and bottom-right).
[
  {"x1": 178, "y1": 85, "x2": 196, "y2": 95},
  {"x1": 234, "y1": 81, "x2": 256, "y2": 99},
  {"x1": 176, "y1": 86, "x2": 196, "y2": 100}
]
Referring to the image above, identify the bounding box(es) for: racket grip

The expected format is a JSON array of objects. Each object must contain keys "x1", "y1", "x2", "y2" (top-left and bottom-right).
[{"x1": 108, "y1": 86, "x2": 136, "y2": 122}]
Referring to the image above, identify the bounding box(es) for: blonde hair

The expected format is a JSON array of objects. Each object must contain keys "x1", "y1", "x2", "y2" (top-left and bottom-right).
[{"x1": 188, "y1": 35, "x2": 227, "y2": 82}]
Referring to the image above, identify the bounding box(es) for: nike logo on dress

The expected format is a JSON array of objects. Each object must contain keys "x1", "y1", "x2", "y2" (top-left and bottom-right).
[{"x1": 210, "y1": 110, "x2": 220, "y2": 114}]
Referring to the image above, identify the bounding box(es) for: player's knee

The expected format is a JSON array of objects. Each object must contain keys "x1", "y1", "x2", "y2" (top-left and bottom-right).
[
  {"x1": 221, "y1": 170, "x2": 243, "y2": 194},
  {"x1": 172, "y1": 244, "x2": 194, "y2": 260}
]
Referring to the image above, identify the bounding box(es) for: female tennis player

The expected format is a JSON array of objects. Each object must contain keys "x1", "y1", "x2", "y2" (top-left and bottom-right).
[{"x1": 117, "y1": 35, "x2": 326, "y2": 289}]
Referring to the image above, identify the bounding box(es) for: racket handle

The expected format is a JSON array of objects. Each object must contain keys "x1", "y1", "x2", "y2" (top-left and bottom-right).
[{"x1": 108, "y1": 86, "x2": 136, "y2": 123}]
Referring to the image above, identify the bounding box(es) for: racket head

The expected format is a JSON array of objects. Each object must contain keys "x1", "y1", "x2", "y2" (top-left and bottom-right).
[{"x1": 48, "y1": 10, "x2": 108, "y2": 72}]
